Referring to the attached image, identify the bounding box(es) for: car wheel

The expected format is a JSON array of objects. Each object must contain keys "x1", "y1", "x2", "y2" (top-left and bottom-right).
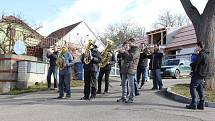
[{"x1": 173, "y1": 70, "x2": 180, "y2": 79}]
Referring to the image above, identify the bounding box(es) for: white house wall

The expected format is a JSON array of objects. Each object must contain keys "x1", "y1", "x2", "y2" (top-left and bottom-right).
[{"x1": 62, "y1": 22, "x2": 104, "y2": 52}]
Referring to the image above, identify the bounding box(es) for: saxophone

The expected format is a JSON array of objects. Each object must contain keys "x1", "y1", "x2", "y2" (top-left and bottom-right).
[
  {"x1": 99, "y1": 39, "x2": 113, "y2": 68},
  {"x1": 56, "y1": 47, "x2": 68, "y2": 70},
  {"x1": 83, "y1": 39, "x2": 95, "y2": 64}
]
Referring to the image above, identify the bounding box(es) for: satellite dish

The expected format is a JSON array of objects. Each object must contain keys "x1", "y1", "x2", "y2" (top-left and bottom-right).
[{"x1": 14, "y1": 40, "x2": 26, "y2": 55}]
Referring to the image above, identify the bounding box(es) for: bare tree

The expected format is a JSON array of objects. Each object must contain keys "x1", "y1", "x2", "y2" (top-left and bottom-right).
[
  {"x1": 101, "y1": 21, "x2": 145, "y2": 49},
  {"x1": 153, "y1": 10, "x2": 191, "y2": 29},
  {"x1": 180, "y1": 0, "x2": 215, "y2": 89}
]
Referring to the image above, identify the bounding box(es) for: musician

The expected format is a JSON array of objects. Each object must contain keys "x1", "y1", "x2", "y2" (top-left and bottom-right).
[
  {"x1": 136, "y1": 43, "x2": 149, "y2": 89},
  {"x1": 57, "y1": 47, "x2": 74, "y2": 99},
  {"x1": 117, "y1": 38, "x2": 140, "y2": 103},
  {"x1": 147, "y1": 44, "x2": 163, "y2": 90},
  {"x1": 81, "y1": 44, "x2": 102, "y2": 100},
  {"x1": 46, "y1": 46, "x2": 59, "y2": 89},
  {"x1": 97, "y1": 49, "x2": 116, "y2": 94}
]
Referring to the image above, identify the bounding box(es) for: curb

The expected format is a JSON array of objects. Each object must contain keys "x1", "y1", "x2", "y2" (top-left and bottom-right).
[{"x1": 165, "y1": 87, "x2": 215, "y2": 108}]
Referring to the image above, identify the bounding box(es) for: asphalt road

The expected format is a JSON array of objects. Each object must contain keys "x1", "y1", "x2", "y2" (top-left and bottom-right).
[{"x1": 0, "y1": 77, "x2": 214, "y2": 121}]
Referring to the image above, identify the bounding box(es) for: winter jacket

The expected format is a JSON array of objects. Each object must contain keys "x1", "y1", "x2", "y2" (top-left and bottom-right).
[
  {"x1": 148, "y1": 51, "x2": 163, "y2": 70},
  {"x1": 47, "y1": 51, "x2": 58, "y2": 67},
  {"x1": 59, "y1": 51, "x2": 74, "y2": 75},
  {"x1": 138, "y1": 50, "x2": 149, "y2": 67},
  {"x1": 81, "y1": 48, "x2": 102, "y2": 72},
  {"x1": 120, "y1": 46, "x2": 140, "y2": 75},
  {"x1": 190, "y1": 50, "x2": 209, "y2": 78}
]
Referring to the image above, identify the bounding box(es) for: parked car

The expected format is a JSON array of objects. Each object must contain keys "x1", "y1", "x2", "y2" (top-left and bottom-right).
[{"x1": 160, "y1": 58, "x2": 191, "y2": 79}]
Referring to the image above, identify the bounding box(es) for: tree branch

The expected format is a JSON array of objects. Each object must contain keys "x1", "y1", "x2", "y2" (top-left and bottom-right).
[
  {"x1": 180, "y1": 0, "x2": 201, "y2": 26},
  {"x1": 202, "y1": 0, "x2": 215, "y2": 21}
]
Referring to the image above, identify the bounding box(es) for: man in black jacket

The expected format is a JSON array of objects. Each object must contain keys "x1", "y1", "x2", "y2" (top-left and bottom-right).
[
  {"x1": 186, "y1": 41, "x2": 209, "y2": 110},
  {"x1": 81, "y1": 45, "x2": 102, "y2": 100},
  {"x1": 46, "y1": 47, "x2": 59, "y2": 89},
  {"x1": 148, "y1": 45, "x2": 163, "y2": 90},
  {"x1": 97, "y1": 50, "x2": 116, "y2": 94},
  {"x1": 137, "y1": 43, "x2": 149, "y2": 89}
]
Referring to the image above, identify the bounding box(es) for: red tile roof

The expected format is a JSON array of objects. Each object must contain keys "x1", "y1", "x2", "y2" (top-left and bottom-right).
[
  {"x1": 165, "y1": 25, "x2": 197, "y2": 51},
  {"x1": 47, "y1": 21, "x2": 82, "y2": 39},
  {"x1": 39, "y1": 21, "x2": 82, "y2": 48},
  {"x1": 1, "y1": 16, "x2": 43, "y2": 39}
]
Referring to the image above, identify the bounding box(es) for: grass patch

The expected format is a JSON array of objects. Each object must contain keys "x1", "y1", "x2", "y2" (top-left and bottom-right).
[
  {"x1": 2, "y1": 83, "x2": 48, "y2": 95},
  {"x1": 171, "y1": 84, "x2": 215, "y2": 102},
  {"x1": 2, "y1": 80, "x2": 84, "y2": 95}
]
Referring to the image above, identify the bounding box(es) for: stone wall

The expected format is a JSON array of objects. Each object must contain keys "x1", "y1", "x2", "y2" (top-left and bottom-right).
[
  {"x1": 17, "y1": 60, "x2": 48, "y2": 89},
  {"x1": 0, "y1": 54, "x2": 47, "y2": 93}
]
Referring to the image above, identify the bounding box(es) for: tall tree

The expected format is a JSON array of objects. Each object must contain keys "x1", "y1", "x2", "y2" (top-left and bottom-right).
[
  {"x1": 180, "y1": 0, "x2": 215, "y2": 89},
  {"x1": 101, "y1": 22, "x2": 145, "y2": 49},
  {"x1": 153, "y1": 10, "x2": 191, "y2": 29}
]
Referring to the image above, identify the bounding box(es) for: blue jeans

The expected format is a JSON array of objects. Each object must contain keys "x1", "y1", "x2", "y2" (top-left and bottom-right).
[
  {"x1": 59, "y1": 72, "x2": 71, "y2": 97},
  {"x1": 151, "y1": 69, "x2": 163, "y2": 89},
  {"x1": 47, "y1": 66, "x2": 58, "y2": 88},
  {"x1": 121, "y1": 74, "x2": 135, "y2": 100},
  {"x1": 144, "y1": 67, "x2": 149, "y2": 81},
  {"x1": 190, "y1": 75, "x2": 205, "y2": 107}
]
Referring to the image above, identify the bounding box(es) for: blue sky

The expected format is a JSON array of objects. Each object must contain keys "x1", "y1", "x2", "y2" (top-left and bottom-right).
[
  {"x1": 0, "y1": 0, "x2": 75, "y2": 24},
  {"x1": 0, "y1": 0, "x2": 207, "y2": 36}
]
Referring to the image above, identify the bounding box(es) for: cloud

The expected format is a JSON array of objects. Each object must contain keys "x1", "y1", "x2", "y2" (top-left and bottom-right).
[{"x1": 38, "y1": 0, "x2": 208, "y2": 36}]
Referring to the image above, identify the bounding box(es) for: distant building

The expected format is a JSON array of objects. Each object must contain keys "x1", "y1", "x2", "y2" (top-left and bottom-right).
[
  {"x1": 137, "y1": 25, "x2": 197, "y2": 60},
  {"x1": 40, "y1": 21, "x2": 105, "y2": 61},
  {"x1": 0, "y1": 16, "x2": 44, "y2": 58}
]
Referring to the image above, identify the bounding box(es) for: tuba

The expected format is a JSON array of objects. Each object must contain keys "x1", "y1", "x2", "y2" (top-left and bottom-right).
[
  {"x1": 83, "y1": 39, "x2": 95, "y2": 64},
  {"x1": 99, "y1": 39, "x2": 114, "y2": 68},
  {"x1": 56, "y1": 47, "x2": 68, "y2": 70}
]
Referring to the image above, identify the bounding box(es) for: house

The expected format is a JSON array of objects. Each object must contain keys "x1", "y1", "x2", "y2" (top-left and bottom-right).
[
  {"x1": 0, "y1": 16, "x2": 44, "y2": 58},
  {"x1": 137, "y1": 25, "x2": 197, "y2": 60},
  {"x1": 40, "y1": 21, "x2": 105, "y2": 62},
  {"x1": 165, "y1": 25, "x2": 197, "y2": 59}
]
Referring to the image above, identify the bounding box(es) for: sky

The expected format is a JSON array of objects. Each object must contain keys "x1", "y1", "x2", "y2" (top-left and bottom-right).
[{"x1": 0, "y1": 0, "x2": 208, "y2": 36}]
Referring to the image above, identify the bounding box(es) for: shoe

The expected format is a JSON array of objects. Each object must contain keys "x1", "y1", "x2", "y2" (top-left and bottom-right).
[
  {"x1": 103, "y1": 91, "x2": 108, "y2": 94},
  {"x1": 90, "y1": 95, "x2": 95, "y2": 100},
  {"x1": 151, "y1": 87, "x2": 158, "y2": 90},
  {"x1": 159, "y1": 87, "x2": 163, "y2": 90},
  {"x1": 186, "y1": 105, "x2": 196, "y2": 110},
  {"x1": 125, "y1": 99, "x2": 133, "y2": 103},
  {"x1": 97, "y1": 91, "x2": 101, "y2": 94},
  {"x1": 135, "y1": 92, "x2": 140, "y2": 96},
  {"x1": 81, "y1": 97, "x2": 90, "y2": 100},
  {"x1": 65, "y1": 94, "x2": 71, "y2": 99},
  {"x1": 117, "y1": 98, "x2": 126, "y2": 102},
  {"x1": 56, "y1": 96, "x2": 63, "y2": 99},
  {"x1": 197, "y1": 105, "x2": 204, "y2": 110}
]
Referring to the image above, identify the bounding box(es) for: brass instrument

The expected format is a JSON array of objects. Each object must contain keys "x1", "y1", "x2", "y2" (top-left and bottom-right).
[
  {"x1": 56, "y1": 47, "x2": 68, "y2": 70},
  {"x1": 83, "y1": 39, "x2": 95, "y2": 64},
  {"x1": 99, "y1": 39, "x2": 114, "y2": 68}
]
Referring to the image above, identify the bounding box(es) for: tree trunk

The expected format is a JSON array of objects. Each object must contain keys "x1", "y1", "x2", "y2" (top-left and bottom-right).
[{"x1": 180, "y1": 0, "x2": 215, "y2": 90}]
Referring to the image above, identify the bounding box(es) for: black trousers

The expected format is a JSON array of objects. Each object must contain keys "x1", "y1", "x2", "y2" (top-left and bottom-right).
[
  {"x1": 98, "y1": 68, "x2": 111, "y2": 93},
  {"x1": 84, "y1": 70, "x2": 97, "y2": 98}
]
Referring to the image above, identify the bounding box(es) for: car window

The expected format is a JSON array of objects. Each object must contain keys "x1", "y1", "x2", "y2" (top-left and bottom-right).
[{"x1": 163, "y1": 59, "x2": 180, "y2": 66}]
